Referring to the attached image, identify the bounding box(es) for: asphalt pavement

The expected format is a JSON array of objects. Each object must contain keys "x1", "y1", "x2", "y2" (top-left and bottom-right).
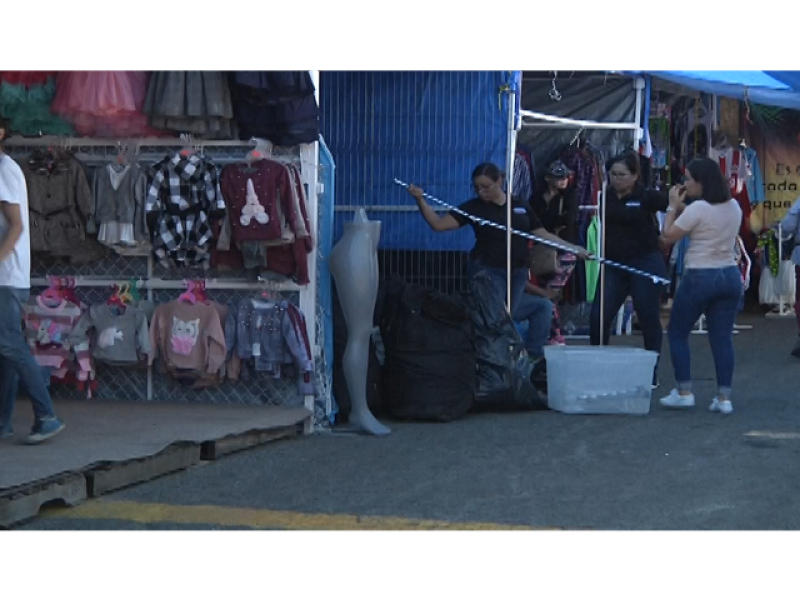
[{"x1": 21, "y1": 313, "x2": 800, "y2": 531}]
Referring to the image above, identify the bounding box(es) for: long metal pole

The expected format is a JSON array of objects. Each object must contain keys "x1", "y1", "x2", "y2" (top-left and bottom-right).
[
  {"x1": 599, "y1": 183, "x2": 607, "y2": 344},
  {"x1": 632, "y1": 77, "x2": 645, "y2": 151},
  {"x1": 519, "y1": 110, "x2": 641, "y2": 130},
  {"x1": 505, "y1": 89, "x2": 517, "y2": 313}
]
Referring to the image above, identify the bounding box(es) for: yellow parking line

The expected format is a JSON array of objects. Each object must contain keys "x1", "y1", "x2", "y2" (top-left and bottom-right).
[{"x1": 41, "y1": 500, "x2": 556, "y2": 530}]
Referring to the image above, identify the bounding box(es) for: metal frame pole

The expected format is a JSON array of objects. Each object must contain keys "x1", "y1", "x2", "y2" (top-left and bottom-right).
[{"x1": 505, "y1": 88, "x2": 517, "y2": 313}]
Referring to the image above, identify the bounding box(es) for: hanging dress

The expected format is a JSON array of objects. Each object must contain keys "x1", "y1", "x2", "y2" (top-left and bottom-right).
[
  {"x1": 51, "y1": 71, "x2": 164, "y2": 138},
  {"x1": 230, "y1": 71, "x2": 319, "y2": 146},
  {"x1": 0, "y1": 72, "x2": 74, "y2": 137},
  {"x1": 143, "y1": 72, "x2": 236, "y2": 139}
]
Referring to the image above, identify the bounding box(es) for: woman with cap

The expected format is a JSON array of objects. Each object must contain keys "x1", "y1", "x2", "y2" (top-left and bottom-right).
[
  {"x1": 532, "y1": 160, "x2": 578, "y2": 244},
  {"x1": 407, "y1": 162, "x2": 587, "y2": 313},
  {"x1": 526, "y1": 160, "x2": 580, "y2": 345},
  {"x1": 590, "y1": 151, "x2": 669, "y2": 388}
]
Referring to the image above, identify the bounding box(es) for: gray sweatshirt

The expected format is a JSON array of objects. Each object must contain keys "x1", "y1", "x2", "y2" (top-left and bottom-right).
[{"x1": 72, "y1": 301, "x2": 153, "y2": 365}]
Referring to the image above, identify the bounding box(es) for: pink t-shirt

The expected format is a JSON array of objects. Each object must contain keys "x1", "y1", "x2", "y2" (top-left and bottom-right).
[{"x1": 675, "y1": 199, "x2": 742, "y2": 269}]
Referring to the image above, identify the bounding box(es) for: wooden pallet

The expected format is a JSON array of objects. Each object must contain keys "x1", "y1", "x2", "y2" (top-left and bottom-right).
[
  {"x1": 200, "y1": 425, "x2": 299, "y2": 461},
  {"x1": 85, "y1": 444, "x2": 202, "y2": 497},
  {"x1": 0, "y1": 473, "x2": 87, "y2": 529},
  {"x1": 1, "y1": 426, "x2": 299, "y2": 528}
]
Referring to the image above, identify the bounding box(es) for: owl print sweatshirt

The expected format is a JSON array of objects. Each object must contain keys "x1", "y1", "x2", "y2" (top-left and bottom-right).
[{"x1": 149, "y1": 300, "x2": 227, "y2": 377}]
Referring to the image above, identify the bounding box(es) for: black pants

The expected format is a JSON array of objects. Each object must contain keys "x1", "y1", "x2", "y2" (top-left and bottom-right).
[{"x1": 590, "y1": 251, "x2": 666, "y2": 361}]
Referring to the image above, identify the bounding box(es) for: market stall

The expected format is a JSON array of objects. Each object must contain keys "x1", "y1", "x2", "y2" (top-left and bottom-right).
[
  {"x1": 0, "y1": 71, "x2": 324, "y2": 432},
  {"x1": 634, "y1": 70, "x2": 800, "y2": 320}
]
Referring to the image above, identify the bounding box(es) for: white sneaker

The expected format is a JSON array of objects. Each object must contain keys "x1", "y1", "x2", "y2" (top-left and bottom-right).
[
  {"x1": 659, "y1": 389, "x2": 695, "y2": 409},
  {"x1": 709, "y1": 398, "x2": 733, "y2": 415}
]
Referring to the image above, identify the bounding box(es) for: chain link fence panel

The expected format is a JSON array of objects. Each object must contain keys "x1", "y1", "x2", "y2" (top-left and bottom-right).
[{"x1": 13, "y1": 140, "x2": 331, "y2": 426}]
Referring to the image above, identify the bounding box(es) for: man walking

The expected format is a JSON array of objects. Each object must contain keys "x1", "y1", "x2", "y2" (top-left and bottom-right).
[{"x1": 0, "y1": 114, "x2": 65, "y2": 444}]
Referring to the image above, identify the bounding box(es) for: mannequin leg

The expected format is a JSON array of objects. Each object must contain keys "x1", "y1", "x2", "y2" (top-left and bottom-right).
[
  {"x1": 331, "y1": 266, "x2": 390, "y2": 435},
  {"x1": 342, "y1": 321, "x2": 390, "y2": 436}
]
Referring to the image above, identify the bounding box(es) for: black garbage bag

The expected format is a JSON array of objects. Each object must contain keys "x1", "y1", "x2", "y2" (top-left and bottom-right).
[
  {"x1": 465, "y1": 272, "x2": 547, "y2": 411},
  {"x1": 379, "y1": 278, "x2": 476, "y2": 422}
]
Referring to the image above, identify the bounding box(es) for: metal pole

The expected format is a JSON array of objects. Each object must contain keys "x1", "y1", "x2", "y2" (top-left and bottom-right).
[
  {"x1": 778, "y1": 222, "x2": 786, "y2": 315},
  {"x1": 632, "y1": 77, "x2": 645, "y2": 151},
  {"x1": 519, "y1": 110, "x2": 641, "y2": 130},
  {"x1": 599, "y1": 184, "x2": 607, "y2": 344},
  {"x1": 505, "y1": 89, "x2": 517, "y2": 313},
  {"x1": 146, "y1": 255, "x2": 154, "y2": 402}
]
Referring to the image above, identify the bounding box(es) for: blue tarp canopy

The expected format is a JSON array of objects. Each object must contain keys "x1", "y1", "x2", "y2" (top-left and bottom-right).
[
  {"x1": 320, "y1": 71, "x2": 511, "y2": 251},
  {"x1": 629, "y1": 71, "x2": 800, "y2": 110}
]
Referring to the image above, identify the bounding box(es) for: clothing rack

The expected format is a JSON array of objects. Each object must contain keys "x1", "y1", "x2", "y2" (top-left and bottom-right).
[
  {"x1": 4, "y1": 136, "x2": 310, "y2": 169},
  {"x1": 766, "y1": 222, "x2": 796, "y2": 319}
]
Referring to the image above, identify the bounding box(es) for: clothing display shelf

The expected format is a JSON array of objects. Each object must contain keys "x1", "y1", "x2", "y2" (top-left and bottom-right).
[{"x1": 7, "y1": 134, "x2": 322, "y2": 433}]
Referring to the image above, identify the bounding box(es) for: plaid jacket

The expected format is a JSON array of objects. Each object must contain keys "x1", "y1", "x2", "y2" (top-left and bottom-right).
[{"x1": 144, "y1": 153, "x2": 225, "y2": 268}]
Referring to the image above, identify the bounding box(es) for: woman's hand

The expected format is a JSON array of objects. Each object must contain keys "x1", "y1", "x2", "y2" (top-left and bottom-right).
[
  {"x1": 669, "y1": 185, "x2": 687, "y2": 209},
  {"x1": 574, "y1": 247, "x2": 591, "y2": 260},
  {"x1": 544, "y1": 288, "x2": 561, "y2": 301},
  {"x1": 407, "y1": 184, "x2": 425, "y2": 202}
]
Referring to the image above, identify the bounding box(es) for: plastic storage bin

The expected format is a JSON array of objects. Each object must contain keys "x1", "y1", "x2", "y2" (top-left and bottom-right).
[{"x1": 543, "y1": 346, "x2": 658, "y2": 415}]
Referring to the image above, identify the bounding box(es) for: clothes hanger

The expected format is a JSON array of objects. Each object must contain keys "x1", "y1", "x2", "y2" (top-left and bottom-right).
[
  {"x1": 242, "y1": 138, "x2": 272, "y2": 172},
  {"x1": 39, "y1": 276, "x2": 63, "y2": 306},
  {"x1": 107, "y1": 284, "x2": 127, "y2": 309},
  {"x1": 194, "y1": 280, "x2": 208, "y2": 304},
  {"x1": 570, "y1": 127, "x2": 585, "y2": 148},
  {"x1": 179, "y1": 133, "x2": 196, "y2": 158},
  {"x1": 118, "y1": 282, "x2": 135, "y2": 306},
  {"x1": 127, "y1": 278, "x2": 142, "y2": 303},
  {"x1": 115, "y1": 141, "x2": 129, "y2": 166},
  {"x1": 179, "y1": 280, "x2": 196, "y2": 304}
]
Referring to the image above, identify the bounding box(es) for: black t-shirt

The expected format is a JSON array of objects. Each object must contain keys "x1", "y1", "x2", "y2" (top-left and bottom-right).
[
  {"x1": 604, "y1": 185, "x2": 669, "y2": 261},
  {"x1": 450, "y1": 196, "x2": 543, "y2": 269},
  {"x1": 531, "y1": 188, "x2": 578, "y2": 244}
]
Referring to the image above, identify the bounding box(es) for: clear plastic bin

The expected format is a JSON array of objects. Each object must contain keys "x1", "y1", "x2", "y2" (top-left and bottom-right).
[{"x1": 543, "y1": 346, "x2": 658, "y2": 415}]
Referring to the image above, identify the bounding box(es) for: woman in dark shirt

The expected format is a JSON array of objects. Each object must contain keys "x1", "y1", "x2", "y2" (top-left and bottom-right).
[
  {"x1": 407, "y1": 162, "x2": 586, "y2": 312},
  {"x1": 590, "y1": 151, "x2": 668, "y2": 387},
  {"x1": 532, "y1": 160, "x2": 579, "y2": 244}
]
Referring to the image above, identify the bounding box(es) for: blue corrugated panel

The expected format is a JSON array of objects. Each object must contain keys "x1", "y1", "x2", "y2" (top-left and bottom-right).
[{"x1": 320, "y1": 71, "x2": 510, "y2": 251}]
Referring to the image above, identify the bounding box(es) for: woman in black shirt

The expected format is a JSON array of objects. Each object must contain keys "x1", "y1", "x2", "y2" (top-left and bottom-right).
[
  {"x1": 407, "y1": 162, "x2": 586, "y2": 312},
  {"x1": 590, "y1": 151, "x2": 668, "y2": 387},
  {"x1": 532, "y1": 160, "x2": 578, "y2": 244}
]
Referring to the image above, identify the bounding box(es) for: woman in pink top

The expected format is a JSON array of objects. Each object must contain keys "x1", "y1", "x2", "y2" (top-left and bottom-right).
[{"x1": 658, "y1": 158, "x2": 743, "y2": 415}]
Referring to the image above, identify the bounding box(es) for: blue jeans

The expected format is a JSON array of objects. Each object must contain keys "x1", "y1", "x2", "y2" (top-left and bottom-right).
[
  {"x1": 467, "y1": 260, "x2": 529, "y2": 315},
  {"x1": 0, "y1": 287, "x2": 56, "y2": 427},
  {"x1": 590, "y1": 251, "x2": 666, "y2": 362},
  {"x1": 513, "y1": 293, "x2": 553, "y2": 358},
  {"x1": 667, "y1": 267, "x2": 742, "y2": 398}
]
